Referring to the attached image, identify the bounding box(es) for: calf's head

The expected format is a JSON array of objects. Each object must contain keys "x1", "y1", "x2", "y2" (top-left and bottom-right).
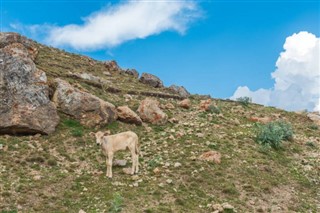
[{"x1": 90, "y1": 131, "x2": 110, "y2": 146}]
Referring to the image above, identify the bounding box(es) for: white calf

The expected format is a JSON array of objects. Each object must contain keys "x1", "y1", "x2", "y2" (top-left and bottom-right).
[{"x1": 93, "y1": 131, "x2": 139, "y2": 178}]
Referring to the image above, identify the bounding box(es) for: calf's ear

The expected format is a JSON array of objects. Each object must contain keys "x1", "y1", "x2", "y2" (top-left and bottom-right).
[
  {"x1": 89, "y1": 132, "x2": 95, "y2": 137},
  {"x1": 104, "y1": 130, "x2": 111, "y2": 136}
]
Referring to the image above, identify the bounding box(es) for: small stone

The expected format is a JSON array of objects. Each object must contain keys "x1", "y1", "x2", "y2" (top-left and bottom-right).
[
  {"x1": 169, "y1": 135, "x2": 175, "y2": 140},
  {"x1": 158, "y1": 183, "x2": 164, "y2": 187},
  {"x1": 133, "y1": 182, "x2": 139, "y2": 187},
  {"x1": 132, "y1": 175, "x2": 139, "y2": 181},
  {"x1": 196, "y1": 133, "x2": 205, "y2": 138},
  {"x1": 166, "y1": 179, "x2": 173, "y2": 184},
  {"x1": 222, "y1": 202, "x2": 235, "y2": 210},
  {"x1": 79, "y1": 210, "x2": 86, "y2": 213},
  {"x1": 0, "y1": 144, "x2": 3, "y2": 150},
  {"x1": 174, "y1": 162, "x2": 182, "y2": 168},
  {"x1": 114, "y1": 159, "x2": 127, "y2": 167},
  {"x1": 153, "y1": 167, "x2": 160, "y2": 174},
  {"x1": 122, "y1": 168, "x2": 133, "y2": 175},
  {"x1": 33, "y1": 175, "x2": 42, "y2": 181},
  {"x1": 164, "y1": 162, "x2": 170, "y2": 167},
  {"x1": 211, "y1": 204, "x2": 223, "y2": 212}
]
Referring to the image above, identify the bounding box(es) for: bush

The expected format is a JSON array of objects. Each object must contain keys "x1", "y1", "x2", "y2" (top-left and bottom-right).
[
  {"x1": 255, "y1": 121, "x2": 293, "y2": 149},
  {"x1": 109, "y1": 192, "x2": 124, "y2": 213},
  {"x1": 236, "y1": 96, "x2": 252, "y2": 107},
  {"x1": 208, "y1": 104, "x2": 221, "y2": 114}
]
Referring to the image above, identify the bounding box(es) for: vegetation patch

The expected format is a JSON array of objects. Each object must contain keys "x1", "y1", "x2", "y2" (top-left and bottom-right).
[{"x1": 255, "y1": 121, "x2": 293, "y2": 149}]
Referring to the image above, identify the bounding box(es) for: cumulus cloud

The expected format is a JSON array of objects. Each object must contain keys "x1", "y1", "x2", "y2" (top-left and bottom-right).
[
  {"x1": 231, "y1": 31, "x2": 320, "y2": 112},
  {"x1": 40, "y1": 0, "x2": 200, "y2": 50}
]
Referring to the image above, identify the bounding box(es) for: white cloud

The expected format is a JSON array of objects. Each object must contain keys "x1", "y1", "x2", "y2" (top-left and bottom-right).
[
  {"x1": 231, "y1": 31, "x2": 320, "y2": 112},
  {"x1": 41, "y1": 0, "x2": 200, "y2": 50}
]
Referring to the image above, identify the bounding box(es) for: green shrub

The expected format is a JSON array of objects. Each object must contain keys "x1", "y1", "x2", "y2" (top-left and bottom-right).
[
  {"x1": 208, "y1": 104, "x2": 221, "y2": 114},
  {"x1": 236, "y1": 96, "x2": 252, "y2": 107},
  {"x1": 109, "y1": 192, "x2": 124, "y2": 213},
  {"x1": 255, "y1": 121, "x2": 293, "y2": 149},
  {"x1": 308, "y1": 124, "x2": 318, "y2": 130}
]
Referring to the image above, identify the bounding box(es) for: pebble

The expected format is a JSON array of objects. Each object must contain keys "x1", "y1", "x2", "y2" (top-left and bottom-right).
[
  {"x1": 166, "y1": 179, "x2": 173, "y2": 184},
  {"x1": 174, "y1": 162, "x2": 182, "y2": 168}
]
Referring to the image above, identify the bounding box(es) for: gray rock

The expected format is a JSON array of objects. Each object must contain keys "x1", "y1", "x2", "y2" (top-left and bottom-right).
[
  {"x1": 52, "y1": 78, "x2": 117, "y2": 127},
  {"x1": 139, "y1": 73, "x2": 163, "y2": 88},
  {"x1": 0, "y1": 39, "x2": 59, "y2": 135},
  {"x1": 168, "y1": 85, "x2": 190, "y2": 98},
  {"x1": 123, "y1": 69, "x2": 139, "y2": 78}
]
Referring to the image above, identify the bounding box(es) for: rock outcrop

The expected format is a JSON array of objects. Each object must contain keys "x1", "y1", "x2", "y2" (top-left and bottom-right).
[
  {"x1": 139, "y1": 73, "x2": 163, "y2": 88},
  {"x1": 307, "y1": 112, "x2": 320, "y2": 126},
  {"x1": 117, "y1": 106, "x2": 142, "y2": 125},
  {"x1": 199, "y1": 99, "x2": 212, "y2": 111},
  {"x1": 138, "y1": 98, "x2": 167, "y2": 124},
  {"x1": 0, "y1": 33, "x2": 59, "y2": 134},
  {"x1": 103, "y1": 60, "x2": 120, "y2": 71},
  {"x1": 52, "y1": 79, "x2": 117, "y2": 127},
  {"x1": 168, "y1": 85, "x2": 190, "y2": 98},
  {"x1": 123, "y1": 69, "x2": 139, "y2": 78}
]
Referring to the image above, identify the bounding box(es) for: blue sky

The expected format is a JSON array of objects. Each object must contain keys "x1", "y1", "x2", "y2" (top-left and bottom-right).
[{"x1": 1, "y1": 0, "x2": 319, "y2": 111}]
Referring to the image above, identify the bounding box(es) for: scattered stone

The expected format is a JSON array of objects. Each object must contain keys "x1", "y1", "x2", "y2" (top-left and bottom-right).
[
  {"x1": 113, "y1": 160, "x2": 127, "y2": 167},
  {"x1": 103, "y1": 71, "x2": 111, "y2": 76},
  {"x1": 164, "y1": 162, "x2": 170, "y2": 167},
  {"x1": 153, "y1": 167, "x2": 160, "y2": 174},
  {"x1": 166, "y1": 179, "x2": 173, "y2": 184},
  {"x1": 122, "y1": 168, "x2": 133, "y2": 175},
  {"x1": 138, "y1": 98, "x2": 168, "y2": 124},
  {"x1": 131, "y1": 175, "x2": 139, "y2": 181},
  {"x1": 117, "y1": 106, "x2": 142, "y2": 125},
  {"x1": 168, "y1": 118, "x2": 179, "y2": 124},
  {"x1": 248, "y1": 116, "x2": 272, "y2": 124},
  {"x1": 33, "y1": 175, "x2": 41, "y2": 181},
  {"x1": 196, "y1": 133, "x2": 205, "y2": 138},
  {"x1": 79, "y1": 210, "x2": 86, "y2": 213},
  {"x1": 133, "y1": 182, "x2": 139, "y2": 187},
  {"x1": 52, "y1": 78, "x2": 117, "y2": 127},
  {"x1": 211, "y1": 204, "x2": 223, "y2": 212},
  {"x1": 198, "y1": 151, "x2": 221, "y2": 164},
  {"x1": 222, "y1": 203, "x2": 235, "y2": 211},
  {"x1": 174, "y1": 162, "x2": 182, "y2": 168},
  {"x1": 139, "y1": 73, "x2": 163, "y2": 88},
  {"x1": 178, "y1": 99, "x2": 191, "y2": 109},
  {"x1": 161, "y1": 103, "x2": 175, "y2": 110},
  {"x1": 168, "y1": 85, "x2": 190, "y2": 98}
]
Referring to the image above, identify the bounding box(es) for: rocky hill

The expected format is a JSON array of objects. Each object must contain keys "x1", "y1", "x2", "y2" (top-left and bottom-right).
[{"x1": 0, "y1": 32, "x2": 319, "y2": 213}]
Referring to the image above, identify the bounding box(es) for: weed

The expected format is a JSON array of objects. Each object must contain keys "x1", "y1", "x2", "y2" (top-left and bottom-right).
[
  {"x1": 308, "y1": 124, "x2": 318, "y2": 130},
  {"x1": 236, "y1": 96, "x2": 252, "y2": 107},
  {"x1": 255, "y1": 121, "x2": 293, "y2": 149},
  {"x1": 305, "y1": 141, "x2": 316, "y2": 148},
  {"x1": 147, "y1": 155, "x2": 161, "y2": 169},
  {"x1": 109, "y1": 192, "x2": 124, "y2": 213},
  {"x1": 207, "y1": 104, "x2": 221, "y2": 114}
]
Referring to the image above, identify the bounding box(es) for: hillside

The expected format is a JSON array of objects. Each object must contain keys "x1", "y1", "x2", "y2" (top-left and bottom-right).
[{"x1": 0, "y1": 33, "x2": 319, "y2": 213}]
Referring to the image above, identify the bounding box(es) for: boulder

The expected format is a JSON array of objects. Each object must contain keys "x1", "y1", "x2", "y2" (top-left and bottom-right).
[
  {"x1": 168, "y1": 85, "x2": 190, "y2": 98},
  {"x1": 198, "y1": 151, "x2": 221, "y2": 164},
  {"x1": 139, "y1": 73, "x2": 163, "y2": 88},
  {"x1": 52, "y1": 79, "x2": 117, "y2": 127},
  {"x1": 199, "y1": 99, "x2": 212, "y2": 111},
  {"x1": 123, "y1": 69, "x2": 139, "y2": 78},
  {"x1": 137, "y1": 98, "x2": 167, "y2": 124},
  {"x1": 307, "y1": 112, "x2": 320, "y2": 126},
  {"x1": 0, "y1": 32, "x2": 38, "y2": 60},
  {"x1": 117, "y1": 106, "x2": 142, "y2": 125},
  {"x1": 178, "y1": 99, "x2": 191, "y2": 109},
  {"x1": 0, "y1": 42, "x2": 59, "y2": 135},
  {"x1": 103, "y1": 60, "x2": 120, "y2": 71}
]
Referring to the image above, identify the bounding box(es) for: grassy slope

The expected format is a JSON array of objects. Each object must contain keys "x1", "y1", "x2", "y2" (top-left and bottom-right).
[{"x1": 0, "y1": 46, "x2": 319, "y2": 213}]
